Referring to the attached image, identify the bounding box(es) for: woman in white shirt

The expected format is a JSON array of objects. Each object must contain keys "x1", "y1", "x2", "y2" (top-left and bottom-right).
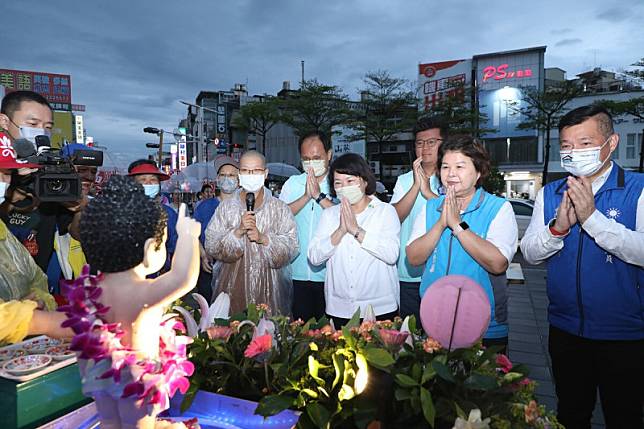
[{"x1": 308, "y1": 153, "x2": 401, "y2": 327}]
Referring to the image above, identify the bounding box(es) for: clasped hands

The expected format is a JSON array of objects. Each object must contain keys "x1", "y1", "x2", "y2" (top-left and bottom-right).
[
  {"x1": 439, "y1": 186, "x2": 464, "y2": 232},
  {"x1": 237, "y1": 211, "x2": 267, "y2": 244},
  {"x1": 336, "y1": 197, "x2": 360, "y2": 238},
  {"x1": 553, "y1": 176, "x2": 595, "y2": 233}
]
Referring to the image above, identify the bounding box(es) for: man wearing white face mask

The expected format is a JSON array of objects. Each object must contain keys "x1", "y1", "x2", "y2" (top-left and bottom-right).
[
  {"x1": 205, "y1": 151, "x2": 298, "y2": 315},
  {"x1": 280, "y1": 131, "x2": 335, "y2": 321},
  {"x1": 308, "y1": 153, "x2": 401, "y2": 327},
  {"x1": 0, "y1": 91, "x2": 54, "y2": 147},
  {"x1": 127, "y1": 159, "x2": 178, "y2": 272},
  {"x1": 521, "y1": 105, "x2": 644, "y2": 429}
]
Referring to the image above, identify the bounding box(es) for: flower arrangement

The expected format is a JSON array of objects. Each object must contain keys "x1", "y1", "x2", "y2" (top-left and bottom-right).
[{"x1": 177, "y1": 294, "x2": 561, "y2": 429}]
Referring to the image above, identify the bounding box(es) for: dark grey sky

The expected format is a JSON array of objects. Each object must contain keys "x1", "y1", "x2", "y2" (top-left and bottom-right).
[{"x1": 3, "y1": 0, "x2": 643, "y2": 168}]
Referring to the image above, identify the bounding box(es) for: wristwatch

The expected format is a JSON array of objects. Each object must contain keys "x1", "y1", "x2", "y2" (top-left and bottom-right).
[
  {"x1": 453, "y1": 221, "x2": 470, "y2": 236},
  {"x1": 315, "y1": 192, "x2": 327, "y2": 204}
]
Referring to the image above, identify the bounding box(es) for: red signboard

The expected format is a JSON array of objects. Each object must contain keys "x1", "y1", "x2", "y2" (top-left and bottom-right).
[{"x1": 0, "y1": 69, "x2": 72, "y2": 109}]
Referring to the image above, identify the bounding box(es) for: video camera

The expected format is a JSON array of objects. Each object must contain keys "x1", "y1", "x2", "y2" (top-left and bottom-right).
[{"x1": 14, "y1": 136, "x2": 103, "y2": 202}]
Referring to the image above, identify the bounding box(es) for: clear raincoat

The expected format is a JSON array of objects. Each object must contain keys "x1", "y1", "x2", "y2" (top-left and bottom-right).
[
  {"x1": 205, "y1": 188, "x2": 298, "y2": 315},
  {"x1": 0, "y1": 219, "x2": 56, "y2": 344}
]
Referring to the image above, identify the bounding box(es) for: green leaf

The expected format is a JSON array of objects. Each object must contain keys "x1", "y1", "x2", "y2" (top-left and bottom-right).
[
  {"x1": 363, "y1": 347, "x2": 395, "y2": 368},
  {"x1": 454, "y1": 401, "x2": 466, "y2": 419},
  {"x1": 301, "y1": 388, "x2": 318, "y2": 398},
  {"x1": 431, "y1": 360, "x2": 456, "y2": 383},
  {"x1": 411, "y1": 363, "x2": 421, "y2": 381},
  {"x1": 420, "y1": 387, "x2": 436, "y2": 427},
  {"x1": 338, "y1": 383, "x2": 355, "y2": 401},
  {"x1": 502, "y1": 372, "x2": 524, "y2": 383},
  {"x1": 395, "y1": 373, "x2": 419, "y2": 387},
  {"x1": 464, "y1": 373, "x2": 498, "y2": 391},
  {"x1": 422, "y1": 363, "x2": 437, "y2": 384},
  {"x1": 346, "y1": 308, "x2": 361, "y2": 328},
  {"x1": 394, "y1": 387, "x2": 412, "y2": 401},
  {"x1": 342, "y1": 327, "x2": 355, "y2": 348},
  {"x1": 306, "y1": 402, "x2": 331, "y2": 429},
  {"x1": 332, "y1": 354, "x2": 345, "y2": 390},
  {"x1": 308, "y1": 355, "x2": 325, "y2": 386},
  {"x1": 254, "y1": 395, "x2": 293, "y2": 417},
  {"x1": 246, "y1": 303, "x2": 259, "y2": 322}
]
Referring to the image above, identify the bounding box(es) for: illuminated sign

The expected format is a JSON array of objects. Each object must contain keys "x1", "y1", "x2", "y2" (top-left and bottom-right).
[
  {"x1": 482, "y1": 64, "x2": 533, "y2": 82},
  {"x1": 0, "y1": 69, "x2": 72, "y2": 109}
]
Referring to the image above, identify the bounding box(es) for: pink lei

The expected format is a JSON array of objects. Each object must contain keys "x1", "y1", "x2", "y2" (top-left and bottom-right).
[{"x1": 58, "y1": 266, "x2": 194, "y2": 411}]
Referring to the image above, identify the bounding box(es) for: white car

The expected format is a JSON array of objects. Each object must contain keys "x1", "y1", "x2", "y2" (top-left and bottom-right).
[{"x1": 508, "y1": 199, "x2": 534, "y2": 240}]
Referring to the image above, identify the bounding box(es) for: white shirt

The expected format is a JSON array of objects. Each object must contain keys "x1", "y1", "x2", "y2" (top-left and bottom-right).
[
  {"x1": 407, "y1": 199, "x2": 518, "y2": 265},
  {"x1": 520, "y1": 163, "x2": 644, "y2": 267},
  {"x1": 308, "y1": 197, "x2": 401, "y2": 318}
]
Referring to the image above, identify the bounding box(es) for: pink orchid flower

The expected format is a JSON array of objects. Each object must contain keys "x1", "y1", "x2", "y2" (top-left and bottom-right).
[{"x1": 244, "y1": 334, "x2": 272, "y2": 360}]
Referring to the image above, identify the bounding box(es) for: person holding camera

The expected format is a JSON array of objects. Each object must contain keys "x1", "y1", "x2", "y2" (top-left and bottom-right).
[{"x1": 0, "y1": 91, "x2": 81, "y2": 283}]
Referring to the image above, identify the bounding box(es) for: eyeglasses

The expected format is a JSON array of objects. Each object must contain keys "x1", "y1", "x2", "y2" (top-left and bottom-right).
[
  {"x1": 415, "y1": 139, "x2": 443, "y2": 148},
  {"x1": 218, "y1": 173, "x2": 238, "y2": 178},
  {"x1": 239, "y1": 168, "x2": 265, "y2": 175}
]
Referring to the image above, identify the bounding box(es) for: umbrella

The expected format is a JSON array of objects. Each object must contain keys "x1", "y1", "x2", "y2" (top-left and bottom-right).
[
  {"x1": 181, "y1": 162, "x2": 217, "y2": 181},
  {"x1": 266, "y1": 162, "x2": 301, "y2": 178}
]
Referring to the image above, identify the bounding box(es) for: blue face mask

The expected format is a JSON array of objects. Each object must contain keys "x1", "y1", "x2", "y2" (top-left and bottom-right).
[{"x1": 142, "y1": 184, "x2": 160, "y2": 198}]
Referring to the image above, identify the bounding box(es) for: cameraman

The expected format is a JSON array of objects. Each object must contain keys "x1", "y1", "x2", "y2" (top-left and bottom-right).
[{"x1": 0, "y1": 91, "x2": 83, "y2": 290}]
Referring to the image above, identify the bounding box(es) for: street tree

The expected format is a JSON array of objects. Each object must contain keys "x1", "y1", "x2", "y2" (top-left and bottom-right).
[
  {"x1": 596, "y1": 96, "x2": 644, "y2": 172},
  {"x1": 279, "y1": 79, "x2": 352, "y2": 137},
  {"x1": 348, "y1": 70, "x2": 417, "y2": 154},
  {"x1": 232, "y1": 96, "x2": 281, "y2": 154},
  {"x1": 423, "y1": 82, "x2": 490, "y2": 135},
  {"x1": 509, "y1": 80, "x2": 583, "y2": 184}
]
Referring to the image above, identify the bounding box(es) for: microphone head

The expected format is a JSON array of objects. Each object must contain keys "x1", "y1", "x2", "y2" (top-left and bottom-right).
[
  {"x1": 245, "y1": 192, "x2": 255, "y2": 211},
  {"x1": 13, "y1": 138, "x2": 37, "y2": 159}
]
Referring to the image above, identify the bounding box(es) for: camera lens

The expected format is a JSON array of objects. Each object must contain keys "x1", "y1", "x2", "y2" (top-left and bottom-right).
[{"x1": 46, "y1": 179, "x2": 68, "y2": 194}]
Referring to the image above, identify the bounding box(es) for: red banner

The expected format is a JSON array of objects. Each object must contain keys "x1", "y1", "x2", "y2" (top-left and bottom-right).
[{"x1": 0, "y1": 69, "x2": 72, "y2": 107}]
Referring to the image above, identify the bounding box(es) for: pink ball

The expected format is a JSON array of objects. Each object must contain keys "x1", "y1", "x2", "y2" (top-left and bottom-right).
[{"x1": 419, "y1": 275, "x2": 491, "y2": 350}]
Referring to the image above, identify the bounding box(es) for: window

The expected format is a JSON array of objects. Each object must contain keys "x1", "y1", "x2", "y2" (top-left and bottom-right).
[
  {"x1": 626, "y1": 133, "x2": 642, "y2": 160},
  {"x1": 510, "y1": 201, "x2": 533, "y2": 216}
]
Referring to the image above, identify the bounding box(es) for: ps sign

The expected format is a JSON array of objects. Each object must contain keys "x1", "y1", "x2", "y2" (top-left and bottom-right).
[{"x1": 482, "y1": 64, "x2": 533, "y2": 82}]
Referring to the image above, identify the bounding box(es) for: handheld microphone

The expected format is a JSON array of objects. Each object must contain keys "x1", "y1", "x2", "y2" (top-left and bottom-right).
[
  {"x1": 13, "y1": 138, "x2": 37, "y2": 158},
  {"x1": 245, "y1": 192, "x2": 255, "y2": 212}
]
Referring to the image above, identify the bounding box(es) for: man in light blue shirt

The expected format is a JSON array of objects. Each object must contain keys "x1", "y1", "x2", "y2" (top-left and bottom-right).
[
  {"x1": 390, "y1": 117, "x2": 448, "y2": 321},
  {"x1": 280, "y1": 131, "x2": 335, "y2": 321}
]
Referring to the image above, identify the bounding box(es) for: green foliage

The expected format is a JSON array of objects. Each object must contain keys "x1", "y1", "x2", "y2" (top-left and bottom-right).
[
  {"x1": 483, "y1": 165, "x2": 505, "y2": 196},
  {"x1": 232, "y1": 96, "x2": 281, "y2": 153},
  {"x1": 279, "y1": 79, "x2": 352, "y2": 137},
  {"x1": 348, "y1": 70, "x2": 417, "y2": 144},
  {"x1": 183, "y1": 306, "x2": 562, "y2": 429}
]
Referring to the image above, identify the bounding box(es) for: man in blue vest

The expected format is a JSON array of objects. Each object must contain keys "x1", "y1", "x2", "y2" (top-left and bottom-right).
[
  {"x1": 391, "y1": 116, "x2": 447, "y2": 321},
  {"x1": 521, "y1": 105, "x2": 644, "y2": 429},
  {"x1": 280, "y1": 131, "x2": 335, "y2": 321}
]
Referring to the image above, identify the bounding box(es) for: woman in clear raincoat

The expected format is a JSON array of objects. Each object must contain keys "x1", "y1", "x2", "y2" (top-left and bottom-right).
[{"x1": 205, "y1": 152, "x2": 298, "y2": 315}]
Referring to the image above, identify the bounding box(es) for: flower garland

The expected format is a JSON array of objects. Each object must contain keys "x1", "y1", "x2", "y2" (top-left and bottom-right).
[{"x1": 58, "y1": 265, "x2": 194, "y2": 410}]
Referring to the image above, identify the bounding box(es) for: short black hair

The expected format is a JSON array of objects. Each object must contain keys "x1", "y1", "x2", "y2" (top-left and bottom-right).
[
  {"x1": 127, "y1": 158, "x2": 157, "y2": 173},
  {"x1": 200, "y1": 184, "x2": 212, "y2": 193},
  {"x1": 413, "y1": 116, "x2": 449, "y2": 139},
  {"x1": 80, "y1": 175, "x2": 167, "y2": 273},
  {"x1": 558, "y1": 105, "x2": 614, "y2": 138},
  {"x1": 437, "y1": 135, "x2": 491, "y2": 187},
  {"x1": 298, "y1": 130, "x2": 332, "y2": 153},
  {"x1": 1, "y1": 90, "x2": 53, "y2": 118},
  {"x1": 328, "y1": 153, "x2": 376, "y2": 197}
]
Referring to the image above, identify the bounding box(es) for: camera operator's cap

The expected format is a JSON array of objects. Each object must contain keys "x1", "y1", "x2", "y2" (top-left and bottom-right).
[
  {"x1": 0, "y1": 131, "x2": 40, "y2": 169},
  {"x1": 127, "y1": 163, "x2": 170, "y2": 181},
  {"x1": 214, "y1": 155, "x2": 239, "y2": 174}
]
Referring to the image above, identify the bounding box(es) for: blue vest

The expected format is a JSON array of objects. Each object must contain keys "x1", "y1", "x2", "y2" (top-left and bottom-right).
[
  {"x1": 543, "y1": 165, "x2": 644, "y2": 340},
  {"x1": 420, "y1": 187, "x2": 508, "y2": 339}
]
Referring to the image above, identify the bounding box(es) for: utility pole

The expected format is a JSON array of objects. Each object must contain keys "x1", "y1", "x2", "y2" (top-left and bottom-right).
[{"x1": 301, "y1": 60, "x2": 305, "y2": 87}]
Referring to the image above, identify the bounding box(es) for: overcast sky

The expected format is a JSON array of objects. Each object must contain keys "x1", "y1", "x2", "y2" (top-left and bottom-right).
[{"x1": 3, "y1": 0, "x2": 643, "y2": 168}]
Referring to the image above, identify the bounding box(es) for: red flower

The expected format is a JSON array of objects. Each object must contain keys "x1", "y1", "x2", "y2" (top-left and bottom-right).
[
  {"x1": 244, "y1": 334, "x2": 272, "y2": 360},
  {"x1": 496, "y1": 354, "x2": 513, "y2": 373}
]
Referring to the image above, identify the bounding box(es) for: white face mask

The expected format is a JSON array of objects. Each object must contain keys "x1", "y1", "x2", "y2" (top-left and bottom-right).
[
  {"x1": 0, "y1": 181, "x2": 8, "y2": 205},
  {"x1": 19, "y1": 126, "x2": 51, "y2": 145},
  {"x1": 560, "y1": 137, "x2": 611, "y2": 177},
  {"x1": 142, "y1": 184, "x2": 160, "y2": 198},
  {"x1": 336, "y1": 184, "x2": 364, "y2": 204},
  {"x1": 217, "y1": 176, "x2": 238, "y2": 194},
  {"x1": 302, "y1": 159, "x2": 327, "y2": 177},
  {"x1": 239, "y1": 174, "x2": 265, "y2": 192}
]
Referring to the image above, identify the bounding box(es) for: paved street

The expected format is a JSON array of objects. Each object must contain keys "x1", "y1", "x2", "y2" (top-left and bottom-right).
[{"x1": 507, "y1": 253, "x2": 606, "y2": 428}]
